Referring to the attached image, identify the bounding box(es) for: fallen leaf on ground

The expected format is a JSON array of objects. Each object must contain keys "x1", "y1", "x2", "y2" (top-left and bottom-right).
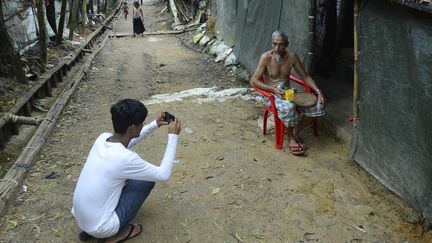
[{"x1": 211, "y1": 187, "x2": 220, "y2": 194}]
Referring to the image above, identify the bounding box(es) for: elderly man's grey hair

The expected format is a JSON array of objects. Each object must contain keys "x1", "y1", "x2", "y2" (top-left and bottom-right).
[{"x1": 272, "y1": 30, "x2": 289, "y2": 44}]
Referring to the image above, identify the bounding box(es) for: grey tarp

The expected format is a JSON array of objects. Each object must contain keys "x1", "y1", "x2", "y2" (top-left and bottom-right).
[
  {"x1": 352, "y1": 0, "x2": 432, "y2": 221},
  {"x1": 215, "y1": 0, "x2": 311, "y2": 73}
]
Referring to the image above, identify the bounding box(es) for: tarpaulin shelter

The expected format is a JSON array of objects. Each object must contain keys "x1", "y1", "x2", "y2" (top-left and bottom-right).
[
  {"x1": 214, "y1": 0, "x2": 432, "y2": 223},
  {"x1": 351, "y1": 0, "x2": 432, "y2": 224}
]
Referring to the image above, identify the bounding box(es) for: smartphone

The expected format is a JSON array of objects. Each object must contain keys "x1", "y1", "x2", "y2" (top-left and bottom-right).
[{"x1": 164, "y1": 112, "x2": 175, "y2": 123}]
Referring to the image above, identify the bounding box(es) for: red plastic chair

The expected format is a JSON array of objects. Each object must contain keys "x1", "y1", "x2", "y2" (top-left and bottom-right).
[{"x1": 254, "y1": 74, "x2": 319, "y2": 149}]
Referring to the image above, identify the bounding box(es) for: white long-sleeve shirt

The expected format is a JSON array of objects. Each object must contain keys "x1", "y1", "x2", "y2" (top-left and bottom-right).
[{"x1": 71, "y1": 120, "x2": 178, "y2": 238}]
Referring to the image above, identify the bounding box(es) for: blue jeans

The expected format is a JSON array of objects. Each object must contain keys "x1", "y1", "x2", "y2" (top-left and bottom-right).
[{"x1": 114, "y1": 180, "x2": 155, "y2": 233}]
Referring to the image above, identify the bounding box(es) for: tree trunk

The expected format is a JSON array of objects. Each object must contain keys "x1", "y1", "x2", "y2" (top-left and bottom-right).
[
  {"x1": 0, "y1": 1, "x2": 27, "y2": 83},
  {"x1": 36, "y1": 0, "x2": 48, "y2": 64},
  {"x1": 81, "y1": 0, "x2": 87, "y2": 28},
  {"x1": 89, "y1": 0, "x2": 94, "y2": 14},
  {"x1": 57, "y1": 0, "x2": 68, "y2": 44},
  {"x1": 97, "y1": 0, "x2": 100, "y2": 14},
  {"x1": 103, "y1": 0, "x2": 108, "y2": 13},
  {"x1": 69, "y1": 0, "x2": 80, "y2": 40},
  {"x1": 46, "y1": 0, "x2": 57, "y2": 35}
]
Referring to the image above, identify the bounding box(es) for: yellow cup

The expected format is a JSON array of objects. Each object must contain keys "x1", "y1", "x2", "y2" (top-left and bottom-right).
[{"x1": 285, "y1": 89, "x2": 295, "y2": 101}]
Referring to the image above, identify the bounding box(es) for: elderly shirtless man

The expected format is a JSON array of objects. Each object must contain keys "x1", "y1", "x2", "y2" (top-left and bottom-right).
[{"x1": 251, "y1": 30, "x2": 325, "y2": 155}]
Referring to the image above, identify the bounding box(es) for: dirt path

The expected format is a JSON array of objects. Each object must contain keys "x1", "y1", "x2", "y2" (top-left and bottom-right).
[{"x1": 0, "y1": 2, "x2": 430, "y2": 243}]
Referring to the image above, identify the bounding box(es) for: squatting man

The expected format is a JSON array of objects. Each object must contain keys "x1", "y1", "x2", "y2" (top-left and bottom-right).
[
  {"x1": 72, "y1": 99, "x2": 181, "y2": 242},
  {"x1": 251, "y1": 30, "x2": 325, "y2": 155}
]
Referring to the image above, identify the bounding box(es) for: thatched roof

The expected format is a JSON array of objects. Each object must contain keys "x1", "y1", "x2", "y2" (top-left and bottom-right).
[{"x1": 390, "y1": 0, "x2": 432, "y2": 14}]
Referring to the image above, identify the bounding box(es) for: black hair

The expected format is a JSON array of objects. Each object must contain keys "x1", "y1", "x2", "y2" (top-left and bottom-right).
[{"x1": 110, "y1": 99, "x2": 148, "y2": 134}]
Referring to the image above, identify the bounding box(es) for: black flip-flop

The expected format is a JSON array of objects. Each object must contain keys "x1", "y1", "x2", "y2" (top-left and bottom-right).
[
  {"x1": 117, "y1": 223, "x2": 143, "y2": 243},
  {"x1": 79, "y1": 231, "x2": 94, "y2": 241}
]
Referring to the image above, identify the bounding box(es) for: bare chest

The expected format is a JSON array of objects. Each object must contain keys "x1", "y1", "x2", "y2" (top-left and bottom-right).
[{"x1": 266, "y1": 59, "x2": 294, "y2": 79}]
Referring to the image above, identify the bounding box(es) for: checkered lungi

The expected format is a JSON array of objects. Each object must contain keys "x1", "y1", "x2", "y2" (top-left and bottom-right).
[{"x1": 271, "y1": 82, "x2": 325, "y2": 127}]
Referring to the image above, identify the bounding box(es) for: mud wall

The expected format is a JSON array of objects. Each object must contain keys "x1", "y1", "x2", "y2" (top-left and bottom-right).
[
  {"x1": 214, "y1": 0, "x2": 311, "y2": 73},
  {"x1": 351, "y1": 0, "x2": 432, "y2": 222}
]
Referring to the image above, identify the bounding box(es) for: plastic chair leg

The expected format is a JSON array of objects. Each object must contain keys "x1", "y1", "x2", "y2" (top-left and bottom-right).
[
  {"x1": 274, "y1": 116, "x2": 285, "y2": 149},
  {"x1": 263, "y1": 109, "x2": 269, "y2": 135}
]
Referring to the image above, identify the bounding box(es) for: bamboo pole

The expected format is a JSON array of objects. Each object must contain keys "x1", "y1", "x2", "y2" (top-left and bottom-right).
[
  {"x1": 6, "y1": 114, "x2": 42, "y2": 126},
  {"x1": 306, "y1": 0, "x2": 316, "y2": 74},
  {"x1": 353, "y1": 0, "x2": 359, "y2": 124}
]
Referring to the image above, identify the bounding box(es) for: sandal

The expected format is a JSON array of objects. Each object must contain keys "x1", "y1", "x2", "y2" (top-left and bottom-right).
[
  {"x1": 288, "y1": 144, "x2": 305, "y2": 155},
  {"x1": 295, "y1": 137, "x2": 309, "y2": 150},
  {"x1": 78, "y1": 231, "x2": 94, "y2": 241},
  {"x1": 117, "y1": 223, "x2": 143, "y2": 243}
]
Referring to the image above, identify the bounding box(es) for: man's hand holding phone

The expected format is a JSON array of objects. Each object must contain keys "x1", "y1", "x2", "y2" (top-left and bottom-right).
[
  {"x1": 157, "y1": 111, "x2": 181, "y2": 135},
  {"x1": 168, "y1": 117, "x2": 181, "y2": 135},
  {"x1": 157, "y1": 111, "x2": 175, "y2": 126}
]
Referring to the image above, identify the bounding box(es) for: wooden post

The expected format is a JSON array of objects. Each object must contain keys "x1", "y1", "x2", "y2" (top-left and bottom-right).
[
  {"x1": 44, "y1": 80, "x2": 53, "y2": 97},
  {"x1": 51, "y1": 75, "x2": 58, "y2": 88},
  {"x1": 57, "y1": 70, "x2": 64, "y2": 82},
  {"x1": 23, "y1": 101, "x2": 32, "y2": 116},
  {"x1": 10, "y1": 121, "x2": 19, "y2": 135},
  {"x1": 0, "y1": 129, "x2": 4, "y2": 149},
  {"x1": 35, "y1": 89, "x2": 43, "y2": 99},
  {"x1": 353, "y1": 0, "x2": 360, "y2": 123}
]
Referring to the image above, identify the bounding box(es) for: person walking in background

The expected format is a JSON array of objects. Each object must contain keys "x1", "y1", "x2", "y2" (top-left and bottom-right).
[
  {"x1": 132, "y1": 1, "x2": 145, "y2": 37},
  {"x1": 122, "y1": 2, "x2": 129, "y2": 20}
]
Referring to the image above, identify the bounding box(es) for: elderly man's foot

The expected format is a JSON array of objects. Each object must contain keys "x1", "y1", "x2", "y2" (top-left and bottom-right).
[
  {"x1": 105, "y1": 223, "x2": 143, "y2": 243},
  {"x1": 293, "y1": 128, "x2": 309, "y2": 150},
  {"x1": 288, "y1": 138, "x2": 304, "y2": 155},
  {"x1": 294, "y1": 135, "x2": 309, "y2": 150}
]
